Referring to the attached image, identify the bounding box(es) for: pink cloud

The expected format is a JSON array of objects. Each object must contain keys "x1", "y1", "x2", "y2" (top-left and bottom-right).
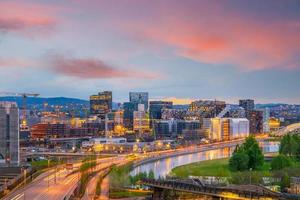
[
  {"x1": 123, "y1": 19, "x2": 300, "y2": 71},
  {"x1": 99, "y1": 0, "x2": 300, "y2": 71},
  {"x1": 48, "y1": 54, "x2": 159, "y2": 79},
  {"x1": 0, "y1": 2, "x2": 57, "y2": 36}
]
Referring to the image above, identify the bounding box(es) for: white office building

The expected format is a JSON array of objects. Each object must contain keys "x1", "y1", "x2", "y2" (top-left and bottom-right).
[{"x1": 209, "y1": 118, "x2": 249, "y2": 141}]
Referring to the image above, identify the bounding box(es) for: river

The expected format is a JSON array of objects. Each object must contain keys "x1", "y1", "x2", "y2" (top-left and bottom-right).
[{"x1": 130, "y1": 141, "x2": 279, "y2": 178}]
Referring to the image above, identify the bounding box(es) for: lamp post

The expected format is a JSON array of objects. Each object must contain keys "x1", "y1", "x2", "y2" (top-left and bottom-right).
[
  {"x1": 48, "y1": 158, "x2": 50, "y2": 190},
  {"x1": 250, "y1": 168, "x2": 252, "y2": 199}
]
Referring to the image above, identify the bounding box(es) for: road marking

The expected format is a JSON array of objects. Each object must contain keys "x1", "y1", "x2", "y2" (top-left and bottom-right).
[{"x1": 10, "y1": 193, "x2": 24, "y2": 200}]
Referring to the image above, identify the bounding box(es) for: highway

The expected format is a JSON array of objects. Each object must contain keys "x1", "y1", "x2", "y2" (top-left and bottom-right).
[
  {"x1": 3, "y1": 167, "x2": 80, "y2": 200},
  {"x1": 3, "y1": 156, "x2": 119, "y2": 200},
  {"x1": 82, "y1": 155, "x2": 132, "y2": 200}
]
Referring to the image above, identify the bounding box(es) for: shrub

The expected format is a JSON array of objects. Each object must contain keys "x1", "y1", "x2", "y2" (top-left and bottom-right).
[{"x1": 271, "y1": 154, "x2": 293, "y2": 170}]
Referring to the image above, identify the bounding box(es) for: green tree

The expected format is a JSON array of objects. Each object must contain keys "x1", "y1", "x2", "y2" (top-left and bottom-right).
[
  {"x1": 271, "y1": 154, "x2": 293, "y2": 170},
  {"x1": 280, "y1": 173, "x2": 291, "y2": 190},
  {"x1": 292, "y1": 134, "x2": 300, "y2": 158},
  {"x1": 229, "y1": 151, "x2": 249, "y2": 171},
  {"x1": 279, "y1": 134, "x2": 298, "y2": 156},
  {"x1": 229, "y1": 136, "x2": 264, "y2": 171},
  {"x1": 148, "y1": 170, "x2": 155, "y2": 179},
  {"x1": 241, "y1": 136, "x2": 264, "y2": 170}
]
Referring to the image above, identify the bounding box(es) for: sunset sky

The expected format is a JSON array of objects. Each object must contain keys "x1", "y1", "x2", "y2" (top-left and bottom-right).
[{"x1": 1, "y1": 0, "x2": 300, "y2": 104}]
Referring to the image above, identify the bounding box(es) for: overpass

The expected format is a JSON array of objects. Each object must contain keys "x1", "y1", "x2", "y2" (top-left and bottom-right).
[
  {"x1": 142, "y1": 178, "x2": 299, "y2": 200},
  {"x1": 273, "y1": 123, "x2": 300, "y2": 136}
]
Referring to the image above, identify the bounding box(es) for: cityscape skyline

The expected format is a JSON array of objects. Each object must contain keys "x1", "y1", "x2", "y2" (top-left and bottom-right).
[
  {"x1": 0, "y1": 0, "x2": 300, "y2": 104},
  {"x1": 1, "y1": 1, "x2": 300, "y2": 199}
]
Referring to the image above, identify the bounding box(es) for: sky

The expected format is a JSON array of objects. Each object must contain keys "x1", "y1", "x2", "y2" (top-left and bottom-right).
[{"x1": 0, "y1": 0, "x2": 300, "y2": 104}]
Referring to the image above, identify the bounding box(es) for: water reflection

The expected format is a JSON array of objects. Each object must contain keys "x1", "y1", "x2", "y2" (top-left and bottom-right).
[{"x1": 130, "y1": 142, "x2": 279, "y2": 179}]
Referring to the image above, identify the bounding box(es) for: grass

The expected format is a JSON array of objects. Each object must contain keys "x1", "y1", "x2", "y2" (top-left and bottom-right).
[
  {"x1": 172, "y1": 158, "x2": 231, "y2": 178},
  {"x1": 109, "y1": 162, "x2": 133, "y2": 188},
  {"x1": 30, "y1": 159, "x2": 64, "y2": 170},
  {"x1": 172, "y1": 158, "x2": 272, "y2": 178}
]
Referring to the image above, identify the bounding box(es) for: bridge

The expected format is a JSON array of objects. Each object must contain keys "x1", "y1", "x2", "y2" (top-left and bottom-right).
[
  {"x1": 273, "y1": 123, "x2": 300, "y2": 136},
  {"x1": 142, "y1": 178, "x2": 299, "y2": 200}
]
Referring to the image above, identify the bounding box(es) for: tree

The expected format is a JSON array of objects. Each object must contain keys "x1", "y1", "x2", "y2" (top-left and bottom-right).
[
  {"x1": 229, "y1": 151, "x2": 249, "y2": 171},
  {"x1": 229, "y1": 136, "x2": 264, "y2": 171},
  {"x1": 241, "y1": 136, "x2": 264, "y2": 170},
  {"x1": 292, "y1": 134, "x2": 300, "y2": 158},
  {"x1": 148, "y1": 170, "x2": 155, "y2": 179},
  {"x1": 279, "y1": 134, "x2": 298, "y2": 156},
  {"x1": 246, "y1": 142, "x2": 264, "y2": 170},
  {"x1": 280, "y1": 173, "x2": 290, "y2": 191},
  {"x1": 271, "y1": 154, "x2": 293, "y2": 170}
]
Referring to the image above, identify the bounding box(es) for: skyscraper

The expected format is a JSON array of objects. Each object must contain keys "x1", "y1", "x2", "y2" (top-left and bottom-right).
[
  {"x1": 123, "y1": 102, "x2": 135, "y2": 130},
  {"x1": 90, "y1": 91, "x2": 112, "y2": 117},
  {"x1": 248, "y1": 110, "x2": 264, "y2": 134},
  {"x1": 0, "y1": 102, "x2": 19, "y2": 166},
  {"x1": 129, "y1": 92, "x2": 149, "y2": 111},
  {"x1": 133, "y1": 104, "x2": 150, "y2": 135},
  {"x1": 239, "y1": 99, "x2": 263, "y2": 134}
]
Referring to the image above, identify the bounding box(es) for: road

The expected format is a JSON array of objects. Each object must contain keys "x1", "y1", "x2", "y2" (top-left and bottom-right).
[
  {"x1": 3, "y1": 167, "x2": 80, "y2": 200},
  {"x1": 3, "y1": 156, "x2": 118, "y2": 200},
  {"x1": 82, "y1": 155, "x2": 129, "y2": 200},
  {"x1": 99, "y1": 176, "x2": 109, "y2": 200}
]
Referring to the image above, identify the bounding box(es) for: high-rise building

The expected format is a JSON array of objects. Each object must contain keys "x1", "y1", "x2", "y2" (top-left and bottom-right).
[
  {"x1": 239, "y1": 99, "x2": 263, "y2": 134},
  {"x1": 262, "y1": 108, "x2": 270, "y2": 132},
  {"x1": 149, "y1": 101, "x2": 173, "y2": 120},
  {"x1": 189, "y1": 100, "x2": 226, "y2": 118},
  {"x1": 0, "y1": 102, "x2": 19, "y2": 166},
  {"x1": 239, "y1": 99, "x2": 255, "y2": 112},
  {"x1": 123, "y1": 102, "x2": 135, "y2": 130},
  {"x1": 90, "y1": 91, "x2": 112, "y2": 117},
  {"x1": 133, "y1": 104, "x2": 149, "y2": 135},
  {"x1": 129, "y1": 92, "x2": 149, "y2": 111},
  {"x1": 247, "y1": 110, "x2": 264, "y2": 134}
]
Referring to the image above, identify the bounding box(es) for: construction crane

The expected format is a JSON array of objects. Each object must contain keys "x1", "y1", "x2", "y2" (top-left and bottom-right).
[{"x1": 0, "y1": 92, "x2": 40, "y2": 130}]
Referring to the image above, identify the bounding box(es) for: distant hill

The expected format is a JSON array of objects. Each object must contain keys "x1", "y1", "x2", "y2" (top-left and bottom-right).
[
  {"x1": 256, "y1": 103, "x2": 300, "y2": 108},
  {"x1": 0, "y1": 96, "x2": 121, "y2": 109},
  {"x1": 0, "y1": 96, "x2": 89, "y2": 107}
]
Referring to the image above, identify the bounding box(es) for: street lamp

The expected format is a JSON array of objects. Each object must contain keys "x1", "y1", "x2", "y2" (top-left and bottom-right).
[
  {"x1": 48, "y1": 158, "x2": 50, "y2": 190},
  {"x1": 250, "y1": 168, "x2": 252, "y2": 199}
]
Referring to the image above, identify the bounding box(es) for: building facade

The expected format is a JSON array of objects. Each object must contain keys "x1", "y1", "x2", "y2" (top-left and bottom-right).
[
  {"x1": 123, "y1": 102, "x2": 135, "y2": 130},
  {"x1": 209, "y1": 118, "x2": 249, "y2": 141},
  {"x1": 239, "y1": 99, "x2": 255, "y2": 112},
  {"x1": 90, "y1": 91, "x2": 112, "y2": 117},
  {"x1": 161, "y1": 109, "x2": 187, "y2": 120},
  {"x1": 154, "y1": 119, "x2": 201, "y2": 139},
  {"x1": 0, "y1": 102, "x2": 19, "y2": 166},
  {"x1": 129, "y1": 92, "x2": 149, "y2": 111},
  {"x1": 247, "y1": 110, "x2": 264, "y2": 134},
  {"x1": 239, "y1": 99, "x2": 263, "y2": 134},
  {"x1": 149, "y1": 101, "x2": 173, "y2": 122},
  {"x1": 133, "y1": 104, "x2": 150, "y2": 135},
  {"x1": 189, "y1": 100, "x2": 226, "y2": 118}
]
